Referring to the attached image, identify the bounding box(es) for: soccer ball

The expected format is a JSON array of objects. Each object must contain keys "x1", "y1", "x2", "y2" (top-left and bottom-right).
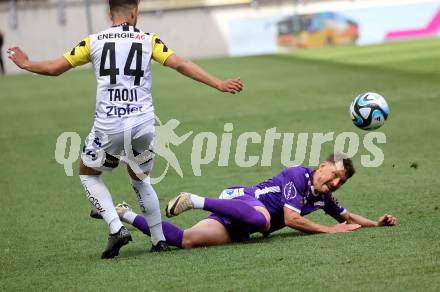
[{"x1": 349, "y1": 92, "x2": 389, "y2": 130}]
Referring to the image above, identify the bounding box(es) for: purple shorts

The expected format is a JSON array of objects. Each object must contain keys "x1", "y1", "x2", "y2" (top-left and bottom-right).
[{"x1": 207, "y1": 194, "x2": 265, "y2": 242}]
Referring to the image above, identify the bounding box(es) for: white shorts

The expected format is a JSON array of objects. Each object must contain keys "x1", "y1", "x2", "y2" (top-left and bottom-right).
[{"x1": 81, "y1": 121, "x2": 155, "y2": 172}]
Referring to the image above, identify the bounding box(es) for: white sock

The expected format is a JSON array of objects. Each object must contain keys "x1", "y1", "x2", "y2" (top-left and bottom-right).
[
  {"x1": 80, "y1": 175, "x2": 123, "y2": 234},
  {"x1": 122, "y1": 210, "x2": 138, "y2": 224},
  {"x1": 131, "y1": 178, "x2": 166, "y2": 245},
  {"x1": 190, "y1": 194, "x2": 205, "y2": 209}
]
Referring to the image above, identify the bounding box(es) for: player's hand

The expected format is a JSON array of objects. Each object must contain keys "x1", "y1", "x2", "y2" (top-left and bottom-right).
[
  {"x1": 217, "y1": 78, "x2": 243, "y2": 94},
  {"x1": 7, "y1": 47, "x2": 30, "y2": 69},
  {"x1": 377, "y1": 214, "x2": 397, "y2": 226},
  {"x1": 327, "y1": 222, "x2": 361, "y2": 233}
]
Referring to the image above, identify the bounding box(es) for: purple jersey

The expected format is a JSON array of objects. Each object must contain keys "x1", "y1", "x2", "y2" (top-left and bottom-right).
[{"x1": 241, "y1": 166, "x2": 347, "y2": 233}]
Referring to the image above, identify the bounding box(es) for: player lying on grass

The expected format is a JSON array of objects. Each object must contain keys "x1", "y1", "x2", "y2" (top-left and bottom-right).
[{"x1": 94, "y1": 153, "x2": 397, "y2": 248}]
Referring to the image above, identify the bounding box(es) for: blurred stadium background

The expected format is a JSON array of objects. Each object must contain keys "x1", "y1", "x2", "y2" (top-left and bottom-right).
[{"x1": 1, "y1": 0, "x2": 440, "y2": 74}]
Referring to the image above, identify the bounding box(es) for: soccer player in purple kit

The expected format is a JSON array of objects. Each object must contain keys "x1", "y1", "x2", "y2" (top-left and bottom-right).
[{"x1": 106, "y1": 153, "x2": 397, "y2": 249}]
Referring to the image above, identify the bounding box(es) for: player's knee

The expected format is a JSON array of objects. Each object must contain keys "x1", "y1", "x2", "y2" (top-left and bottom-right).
[
  {"x1": 181, "y1": 230, "x2": 201, "y2": 249},
  {"x1": 127, "y1": 165, "x2": 149, "y2": 181},
  {"x1": 181, "y1": 237, "x2": 196, "y2": 249}
]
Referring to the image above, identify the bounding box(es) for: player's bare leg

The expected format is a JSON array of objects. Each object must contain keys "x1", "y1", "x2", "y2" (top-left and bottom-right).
[
  {"x1": 112, "y1": 203, "x2": 269, "y2": 248},
  {"x1": 127, "y1": 165, "x2": 170, "y2": 252},
  {"x1": 112, "y1": 206, "x2": 231, "y2": 249},
  {"x1": 113, "y1": 205, "x2": 232, "y2": 248},
  {"x1": 181, "y1": 219, "x2": 232, "y2": 248},
  {"x1": 79, "y1": 160, "x2": 131, "y2": 259}
]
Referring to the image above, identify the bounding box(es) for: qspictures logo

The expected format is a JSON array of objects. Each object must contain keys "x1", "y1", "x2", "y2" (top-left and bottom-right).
[{"x1": 54, "y1": 115, "x2": 386, "y2": 184}]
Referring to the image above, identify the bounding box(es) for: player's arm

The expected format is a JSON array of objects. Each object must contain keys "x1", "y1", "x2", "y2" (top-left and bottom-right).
[
  {"x1": 8, "y1": 47, "x2": 72, "y2": 76},
  {"x1": 335, "y1": 212, "x2": 397, "y2": 227},
  {"x1": 8, "y1": 37, "x2": 90, "y2": 76},
  {"x1": 283, "y1": 207, "x2": 361, "y2": 234},
  {"x1": 164, "y1": 54, "x2": 243, "y2": 94},
  {"x1": 151, "y1": 33, "x2": 242, "y2": 94},
  {"x1": 323, "y1": 193, "x2": 396, "y2": 228}
]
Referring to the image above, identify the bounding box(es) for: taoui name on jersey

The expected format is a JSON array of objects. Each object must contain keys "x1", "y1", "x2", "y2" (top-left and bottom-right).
[
  {"x1": 97, "y1": 33, "x2": 146, "y2": 40},
  {"x1": 108, "y1": 88, "x2": 138, "y2": 102}
]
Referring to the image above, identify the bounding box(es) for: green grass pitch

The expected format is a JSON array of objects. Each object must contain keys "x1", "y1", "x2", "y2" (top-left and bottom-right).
[{"x1": 1, "y1": 38, "x2": 440, "y2": 291}]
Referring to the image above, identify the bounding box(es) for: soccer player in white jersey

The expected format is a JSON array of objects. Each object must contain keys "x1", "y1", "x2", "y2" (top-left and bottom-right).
[{"x1": 8, "y1": 0, "x2": 243, "y2": 259}]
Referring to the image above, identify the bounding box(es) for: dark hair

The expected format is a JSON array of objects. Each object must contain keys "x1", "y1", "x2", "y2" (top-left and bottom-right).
[
  {"x1": 325, "y1": 153, "x2": 355, "y2": 178},
  {"x1": 109, "y1": 0, "x2": 139, "y2": 11}
]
